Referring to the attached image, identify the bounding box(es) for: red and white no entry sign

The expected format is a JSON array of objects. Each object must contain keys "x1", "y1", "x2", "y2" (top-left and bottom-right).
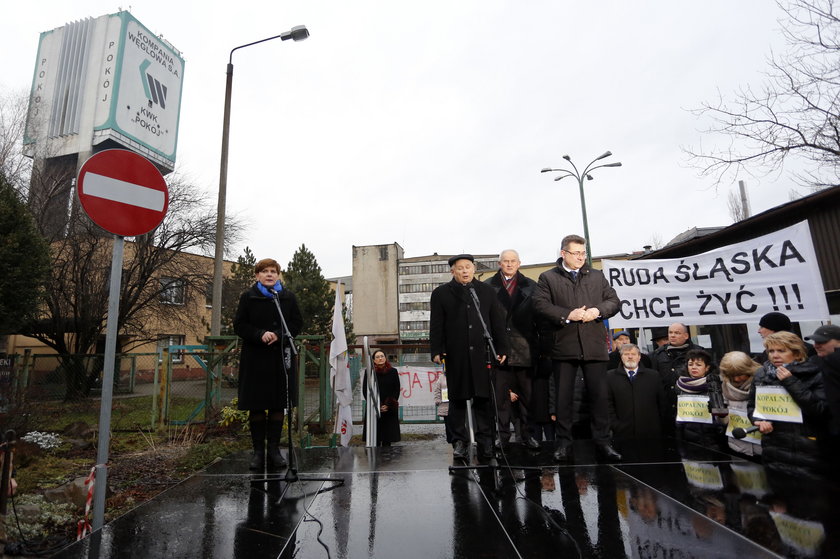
[{"x1": 77, "y1": 149, "x2": 169, "y2": 237}]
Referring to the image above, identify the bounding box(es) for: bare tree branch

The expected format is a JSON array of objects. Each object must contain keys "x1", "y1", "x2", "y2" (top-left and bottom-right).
[{"x1": 685, "y1": 0, "x2": 840, "y2": 190}]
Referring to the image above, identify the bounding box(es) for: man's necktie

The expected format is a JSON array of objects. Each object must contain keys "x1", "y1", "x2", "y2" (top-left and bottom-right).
[
  {"x1": 628, "y1": 370, "x2": 636, "y2": 381},
  {"x1": 571, "y1": 270, "x2": 578, "y2": 282}
]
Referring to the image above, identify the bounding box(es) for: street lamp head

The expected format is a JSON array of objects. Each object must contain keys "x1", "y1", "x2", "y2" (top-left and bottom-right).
[
  {"x1": 595, "y1": 151, "x2": 612, "y2": 161},
  {"x1": 281, "y1": 25, "x2": 310, "y2": 41},
  {"x1": 586, "y1": 174, "x2": 594, "y2": 181},
  {"x1": 562, "y1": 155, "x2": 571, "y2": 161},
  {"x1": 601, "y1": 162, "x2": 622, "y2": 167},
  {"x1": 553, "y1": 176, "x2": 567, "y2": 182},
  {"x1": 540, "y1": 167, "x2": 553, "y2": 173}
]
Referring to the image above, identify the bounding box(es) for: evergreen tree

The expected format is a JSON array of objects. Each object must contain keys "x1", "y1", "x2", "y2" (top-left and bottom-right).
[
  {"x1": 221, "y1": 246, "x2": 257, "y2": 334},
  {"x1": 0, "y1": 173, "x2": 50, "y2": 339},
  {"x1": 284, "y1": 244, "x2": 333, "y2": 337}
]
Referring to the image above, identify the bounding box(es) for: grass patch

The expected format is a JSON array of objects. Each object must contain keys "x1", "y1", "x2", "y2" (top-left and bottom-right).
[
  {"x1": 173, "y1": 435, "x2": 251, "y2": 475},
  {"x1": 27, "y1": 395, "x2": 205, "y2": 431}
]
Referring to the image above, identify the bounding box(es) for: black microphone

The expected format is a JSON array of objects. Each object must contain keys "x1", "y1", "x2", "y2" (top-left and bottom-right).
[
  {"x1": 706, "y1": 372, "x2": 728, "y2": 417},
  {"x1": 732, "y1": 426, "x2": 760, "y2": 439}
]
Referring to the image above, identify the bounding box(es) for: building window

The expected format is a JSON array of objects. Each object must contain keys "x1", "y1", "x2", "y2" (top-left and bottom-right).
[
  {"x1": 398, "y1": 282, "x2": 445, "y2": 294},
  {"x1": 205, "y1": 282, "x2": 213, "y2": 307},
  {"x1": 160, "y1": 277, "x2": 185, "y2": 305},
  {"x1": 399, "y1": 301, "x2": 430, "y2": 312},
  {"x1": 157, "y1": 335, "x2": 185, "y2": 363},
  {"x1": 380, "y1": 246, "x2": 389, "y2": 261},
  {"x1": 399, "y1": 320, "x2": 430, "y2": 331},
  {"x1": 399, "y1": 263, "x2": 450, "y2": 275}
]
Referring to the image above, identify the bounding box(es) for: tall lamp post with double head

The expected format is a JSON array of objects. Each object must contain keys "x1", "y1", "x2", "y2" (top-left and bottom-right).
[
  {"x1": 540, "y1": 151, "x2": 622, "y2": 268},
  {"x1": 211, "y1": 25, "x2": 310, "y2": 336}
]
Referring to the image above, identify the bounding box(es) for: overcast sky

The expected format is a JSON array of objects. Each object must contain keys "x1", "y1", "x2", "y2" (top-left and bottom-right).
[{"x1": 4, "y1": 1, "x2": 800, "y2": 278}]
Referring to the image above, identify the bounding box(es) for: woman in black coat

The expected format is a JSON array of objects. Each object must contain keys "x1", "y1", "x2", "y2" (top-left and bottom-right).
[
  {"x1": 363, "y1": 350, "x2": 402, "y2": 446},
  {"x1": 233, "y1": 258, "x2": 303, "y2": 471},
  {"x1": 674, "y1": 349, "x2": 725, "y2": 451},
  {"x1": 748, "y1": 331, "x2": 828, "y2": 478}
]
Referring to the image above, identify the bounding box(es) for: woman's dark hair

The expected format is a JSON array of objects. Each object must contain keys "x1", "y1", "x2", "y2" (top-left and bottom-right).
[{"x1": 685, "y1": 348, "x2": 713, "y2": 366}]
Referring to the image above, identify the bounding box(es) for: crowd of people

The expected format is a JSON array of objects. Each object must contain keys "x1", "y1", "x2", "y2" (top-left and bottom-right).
[
  {"x1": 427, "y1": 236, "x2": 840, "y2": 478},
  {"x1": 235, "y1": 245, "x2": 840, "y2": 480}
]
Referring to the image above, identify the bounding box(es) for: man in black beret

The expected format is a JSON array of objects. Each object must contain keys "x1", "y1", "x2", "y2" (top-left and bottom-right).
[{"x1": 430, "y1": 254, "x2": 508, "y2": 460}]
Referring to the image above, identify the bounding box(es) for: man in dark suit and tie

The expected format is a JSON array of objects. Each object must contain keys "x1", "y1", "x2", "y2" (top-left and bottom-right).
[{"x1": 606, "y1": 343, "x2": 667, "y2": 442}]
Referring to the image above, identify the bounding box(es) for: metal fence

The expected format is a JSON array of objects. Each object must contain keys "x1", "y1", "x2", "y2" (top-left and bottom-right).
[
  {"x1": 4, "y1": 336, "x2": 333, "y2": 439},
  {"x1": 348, "y1": 344, "x2": 444, "y2": 425},
  {"x1": 2, "y1": 341, "x2": 440, "y2": 446}
]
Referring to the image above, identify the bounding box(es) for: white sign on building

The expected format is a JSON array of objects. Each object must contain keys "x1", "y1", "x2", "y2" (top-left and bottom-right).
[{"x1": 25, "y1": 11, "x2": 184, "y2": 172}]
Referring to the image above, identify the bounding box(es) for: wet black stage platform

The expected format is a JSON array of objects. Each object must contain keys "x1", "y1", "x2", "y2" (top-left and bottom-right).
[{"x1": 53, "y1": 438, "x2": 840, "y2": 558}]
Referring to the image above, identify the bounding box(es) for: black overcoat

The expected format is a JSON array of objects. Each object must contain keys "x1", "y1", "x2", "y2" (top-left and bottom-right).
[
  {"x1": 532, "y1": 262, "x2": 619, "y2": 361},
  {"x1": 748, "y1": 359, "x2": 828, "y2": 475},
  {"x1": 363, "y1": 366, "x2": 402, "y2": 444},
  {"x1": 429, "y1": 279, "x2": 508, "y2": 400},
  {"x1": 484, "y1": 270, "x2": 538, "y2": 367},
  {"x1": 234, "y1": 283, "x2": 303, "y2": 410},
  {"x1": 606, "y1": 366, "x2": 667, "y2": 440}
]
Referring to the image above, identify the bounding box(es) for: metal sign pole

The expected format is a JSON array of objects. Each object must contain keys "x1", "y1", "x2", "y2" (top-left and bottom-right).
[{"x1": 91, "y1": 235, "x2": 124, "y2": 531}]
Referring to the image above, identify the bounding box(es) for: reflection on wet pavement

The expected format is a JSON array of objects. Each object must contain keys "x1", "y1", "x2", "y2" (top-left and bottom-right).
[{"x1": 52, "y1": 438, "x2": 839, "y2": 558}]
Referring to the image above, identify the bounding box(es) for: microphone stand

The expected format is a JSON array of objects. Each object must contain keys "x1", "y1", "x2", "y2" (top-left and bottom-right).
[
  {"x1": 449, "y1": 285, "x2": 540, "y2": 488},
  {"x1": 251, "y1": 289, "x2": 343, "y2": 500}
]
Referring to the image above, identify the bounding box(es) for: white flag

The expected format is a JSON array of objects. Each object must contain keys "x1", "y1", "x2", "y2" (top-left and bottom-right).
[
  {"x1": 335, "y1": 402, "x2": 354, "y2": 448},
  {"x1": 329, "y1": 282, "x2": 353, "y2": 445}
]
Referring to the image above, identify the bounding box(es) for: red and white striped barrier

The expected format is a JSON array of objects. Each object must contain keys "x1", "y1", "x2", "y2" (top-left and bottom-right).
[{"x1": 76, "y1": 466, "x2": 96, "y2": 540}]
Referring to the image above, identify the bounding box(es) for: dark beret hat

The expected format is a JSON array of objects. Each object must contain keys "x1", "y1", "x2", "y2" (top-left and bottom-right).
[{"x1": 447, "y1": 254, "x2": 475, "y2": 267}]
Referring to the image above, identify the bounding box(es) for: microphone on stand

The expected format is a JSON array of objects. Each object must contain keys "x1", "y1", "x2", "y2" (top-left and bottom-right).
[
  {"x1": 732, "y1": 426, "x2": 760, "y2": 439},
  {"x1": 468, "y1": 286, "x2": 480, "y2": 305}
]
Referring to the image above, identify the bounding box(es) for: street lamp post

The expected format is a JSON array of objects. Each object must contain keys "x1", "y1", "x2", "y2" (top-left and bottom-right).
[
  {"x1": 211, "y1": 25, "x2": 309, "y2": 336},
  {"x1": 540, "y1": 151, "x2": 622, "y2": 267}
]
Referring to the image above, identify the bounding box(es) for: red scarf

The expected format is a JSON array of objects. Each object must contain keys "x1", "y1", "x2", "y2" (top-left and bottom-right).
[{"x1": 374, "y1": 361, "x2": 393, "y2": 373}]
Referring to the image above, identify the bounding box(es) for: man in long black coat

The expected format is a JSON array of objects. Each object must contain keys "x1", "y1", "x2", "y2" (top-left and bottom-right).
[
  {"x1": 606, "y1": 344, "x2": 667, "y2": 443},
  {"x1": 533, "y1": 234, "x2": 622, "y2": 462},
  {"x1": 430, "y1": 254, "x2": 508, "y2": 460},
  {"x1": 484, "y1": 249, "x2": 541, "y2": 449}
]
